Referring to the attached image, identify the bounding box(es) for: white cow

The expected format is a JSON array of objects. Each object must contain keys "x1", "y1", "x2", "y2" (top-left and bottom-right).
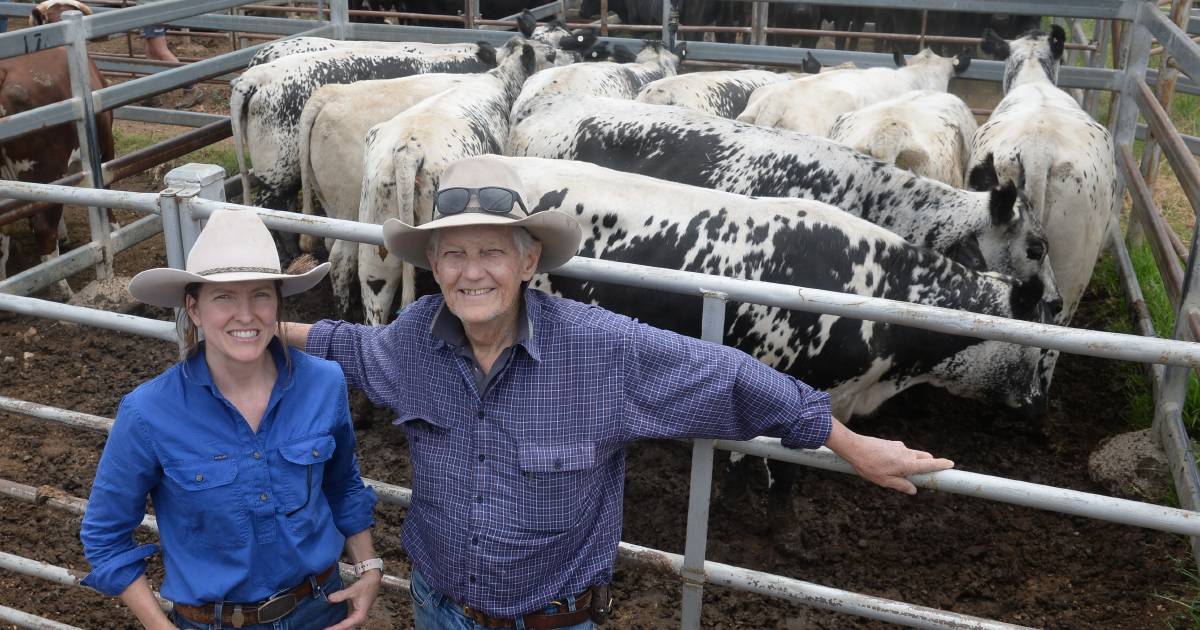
[
  {"x1": 737, "y1": 48, "x2": 970, "y2": 137},
  {"x1": 828, "y1": 90, "x2": 978, "y2": 186},
  {"x1": 354, "y1": 40, "x2": 546, "y2": 324},
  {"x1": 969, "y1": 25, "x2": 1115, "y2": 325},
  {"x1": 510, "y1": 40, "x2": 682, "y2": 125},
  {"x1": 635, "y1": 69, "x2": 793, "y2": 119}
]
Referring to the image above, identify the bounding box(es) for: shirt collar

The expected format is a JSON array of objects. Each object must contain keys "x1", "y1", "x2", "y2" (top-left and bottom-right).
[
  {"x1": 182, "y1": 337, "x2": 294, "y2": 392},
  {"x1": 429, "y1": 289, "x2": 540, "y2": 362}
]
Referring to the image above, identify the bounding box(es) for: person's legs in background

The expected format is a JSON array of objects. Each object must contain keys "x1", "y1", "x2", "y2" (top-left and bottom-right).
[{"x1": 141, "y1": 25, "x2": 204, "y2": 108}]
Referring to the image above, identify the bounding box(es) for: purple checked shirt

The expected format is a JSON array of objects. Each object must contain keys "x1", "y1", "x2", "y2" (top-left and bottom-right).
[{"x1": 306, "y1": 288, "x2": 832, "y2": 618}]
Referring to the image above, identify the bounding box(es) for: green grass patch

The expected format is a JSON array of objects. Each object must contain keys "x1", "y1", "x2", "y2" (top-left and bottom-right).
[
  {"x1": 114, "y1": 127, "x2": 239, "y2": 181},
  {"x1": 1091, "y1": 245, "x2": 1200, "y2": 432}
]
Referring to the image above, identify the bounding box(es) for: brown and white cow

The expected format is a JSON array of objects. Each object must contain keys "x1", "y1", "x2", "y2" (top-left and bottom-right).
[{"x1": 0, "y1": 0, "x2": 112, "y2": 294}]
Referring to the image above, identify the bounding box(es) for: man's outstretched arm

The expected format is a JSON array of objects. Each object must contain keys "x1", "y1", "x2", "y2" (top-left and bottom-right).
[
  {"x1": 281, "y1": 322, "x2": 312, "y2": 349},
  {"x1": 824, "y1": 420, "x2": 954, "y2": 495}
]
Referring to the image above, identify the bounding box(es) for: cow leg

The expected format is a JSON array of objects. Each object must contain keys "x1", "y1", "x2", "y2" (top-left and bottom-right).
[
  {"x1": 32, "y1": 205, "x2": 73, "y2": 298},
  {"x1": 256, "y1": 189, "x2": 304, "y2": 263},
  {"x1": 329, "y1": 239, "x2": 360, "y2": 320},
  {"x1": 766, "y1": 458, "x2": 807, "y2": 555},
  {"x1": 57, "y1": 214, "x2": 69, "y2": 245},
  {"x1": 357, "y1": 242, "x2": 403, "y2": 325},
  {"x1": 0, "y1": 232, "x2": 9, "y2": 282}
]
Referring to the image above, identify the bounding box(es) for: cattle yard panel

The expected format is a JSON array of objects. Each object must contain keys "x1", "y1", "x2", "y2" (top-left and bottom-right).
[{"x1": 2, "y1": 0, "x2": 1200, "y2": 627}]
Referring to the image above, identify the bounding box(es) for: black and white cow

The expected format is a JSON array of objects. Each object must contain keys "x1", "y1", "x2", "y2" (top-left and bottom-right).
[
  {"x1": 352, "y1": 41, "x2": 546, "y2": 324},
  {"x1": 507, "y1": 94, "x2": 1061, "y2": 315},
  {"x1": 231, "y1": 42, "x2": 501, "y2": 232},
  {"x1": 509, "y1": 40, "x2": 682, "y2": 125},
  {"x1": 828, "y1": 89, "x2": 978, "y2": 186},
  {"x1": 502, "y1": 153, "x2": 1050, "y2": 416},
  {"x1": 970, "y1": 25, "x2": 1115, "y2": 325},
  {"x1": 634, "y1": 57, "x2": 818, "y2": 119},
  {"x1": 737, "y1": 48, "x2": 970, "y2": 137}
]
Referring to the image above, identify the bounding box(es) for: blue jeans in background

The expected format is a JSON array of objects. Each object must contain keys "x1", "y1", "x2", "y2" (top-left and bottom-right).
[
  {"x1": 410, "y1": 569, "x2": 594, "y2": 630},
  {"x1": 170, "y1": 572, "x2": 348, "y2": 630}
]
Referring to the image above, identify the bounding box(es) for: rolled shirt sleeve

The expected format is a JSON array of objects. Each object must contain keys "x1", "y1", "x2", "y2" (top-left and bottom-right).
[
  {"x1": 80, "y1": 397, "x2": 162, "y2": 597},
  {"x1": 306, "y1": 319, "x2": 401, "y2": 410},
  {"x1": 620, "y1": 319, "x2": 832, "y2": 449},
  {"x1": 322, "y1": 376, "x2": 377, "y2": 537}
]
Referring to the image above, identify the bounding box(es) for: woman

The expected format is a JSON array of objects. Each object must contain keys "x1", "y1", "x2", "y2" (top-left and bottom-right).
[{"x1": 81, "y1": 209, "x2": 382, "y2": 630}]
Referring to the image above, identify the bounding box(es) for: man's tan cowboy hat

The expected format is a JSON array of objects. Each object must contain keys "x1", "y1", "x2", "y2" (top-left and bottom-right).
[
  {"x1": 382, "y1": 155, "x2": 582, "y2": 272},
  {"x1": 129, "y1": 208, "x2": 329, "y2": 308}
]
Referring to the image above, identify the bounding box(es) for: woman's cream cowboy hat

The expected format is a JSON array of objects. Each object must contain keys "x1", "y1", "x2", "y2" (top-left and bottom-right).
[
  {"x1": 382, "y1": 155, "x2": 582, "y2": 272},
  {"x1": 129, "y1": 208, "x2": 329, "y2": 308}
]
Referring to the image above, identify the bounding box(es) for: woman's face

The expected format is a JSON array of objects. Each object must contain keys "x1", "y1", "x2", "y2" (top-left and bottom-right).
[{"x1": 185, "y1": 280, "x2": 279, "y2": 367}]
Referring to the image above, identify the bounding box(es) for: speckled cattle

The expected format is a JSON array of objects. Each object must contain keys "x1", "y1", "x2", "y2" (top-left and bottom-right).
[
  {"x1": 507, "y1": 94, "x2": 1061, "y2": 316},
  {"x1": 353, "y1": 41, "x2": 546, "y2": 324},
  {"x1": 493, "y1": 155, "x2": 1051, "y2": 420},
  {"x1": 828, "y1": 89, "x2": 978, "y2": 186},
  {"x1": 969, "y1": 25, "x2": 1115, "y2": 326},
  {"x1": 634, "y1": 69, "x2": 792, "y2": 119},
  {"x1": 509, "y1": 40, "x2": 681, "y2": 125},
  {"x1": 230, "y1": 43, "x2": 498, "y2": 221},
  {"x1": 737, "y1": 48, "x2": 969, "y2": 137}
]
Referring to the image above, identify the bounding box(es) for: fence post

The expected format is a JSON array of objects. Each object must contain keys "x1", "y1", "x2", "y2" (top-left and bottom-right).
[
  {"x1": 159, "y1": 189, "x2": 185, "y2": 272},
  {"x1": 464, "y1": 0, "x2": 477, "y2": 31},
  {"x1": 679, "y1": 291, "x2": 727, "y2": 630},
  {"x1": 331, "y1": 0, "x2": 349, "y2": 40},
  {"x1": 1139, "y1": 0, "x2": 1195, "y2": 190},
  {"x1": 166, "y1": 164, "x2": 225, "y2": 255},
  {"x1": 1111, "y1": 0, "x2": 1155, "y2": 247},
  {"x1": 63, "y1": 10, "x2": 113, "y2": 282},
  {"x1": 1085, "y1": 18, "x2": 1110, "y2": 118}
]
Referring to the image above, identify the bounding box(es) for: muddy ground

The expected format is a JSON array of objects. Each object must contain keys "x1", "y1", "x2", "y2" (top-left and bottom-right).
[{"x1": 1, "y1": 26, "x2": 1198, "y2": 630}]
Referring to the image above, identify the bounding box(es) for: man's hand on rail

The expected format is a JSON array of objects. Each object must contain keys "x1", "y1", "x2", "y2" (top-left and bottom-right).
[{"x1": 824, "y1": 419, "x2": 954, "y2": 495}]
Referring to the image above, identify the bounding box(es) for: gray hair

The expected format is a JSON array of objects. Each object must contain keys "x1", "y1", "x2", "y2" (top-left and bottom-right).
[{"x1": 426, "y1": 226, "x2": 538, "y2": 260}]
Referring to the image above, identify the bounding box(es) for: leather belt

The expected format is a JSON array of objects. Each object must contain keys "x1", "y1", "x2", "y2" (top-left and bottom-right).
[
  {"x1": 173, "y1": 564, "x2": 337, "y2": 628},
  {"x1": 460, "y1": 588, "x2": 594, "y2": 630}
]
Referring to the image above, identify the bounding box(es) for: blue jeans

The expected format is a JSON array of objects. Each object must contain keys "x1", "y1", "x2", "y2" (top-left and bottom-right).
[
  {"x1": 410, "y1": 569, "x2": 594, "y2": 630},
  {"x1": 170, "y1": 572, "x2": 348, "y2": 630}
]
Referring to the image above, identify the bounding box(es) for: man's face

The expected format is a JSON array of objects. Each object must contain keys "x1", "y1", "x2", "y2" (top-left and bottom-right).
[{"x1": 428, "y1": 225, "x2": 541, "y2": 331}]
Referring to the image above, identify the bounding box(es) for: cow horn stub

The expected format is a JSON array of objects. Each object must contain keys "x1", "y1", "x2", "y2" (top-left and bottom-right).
[{"x1": 891, "y1": 47, "x2": 907, "y2": 67}]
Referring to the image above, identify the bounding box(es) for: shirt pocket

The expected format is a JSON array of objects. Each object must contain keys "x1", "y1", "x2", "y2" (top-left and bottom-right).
[
  {"x1": 399, "y1": 416, "x2": 456, "y2": 510},
  {"x1": 276, "y1": 434, "x2": 336, "y2": 536},
  {"x1": 516, "y1": 441, "x2": 597, "y2": 533},
  {"x1": 161, "y1": 458, "x2": 249, "y2": 549}
]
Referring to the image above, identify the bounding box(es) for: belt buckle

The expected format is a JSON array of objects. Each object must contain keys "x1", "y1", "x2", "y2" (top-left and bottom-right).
[{"x1": 256, "y1": 592, "x2": 298, "y2": 624}]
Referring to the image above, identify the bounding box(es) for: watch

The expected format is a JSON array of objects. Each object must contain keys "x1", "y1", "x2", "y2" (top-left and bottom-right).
[{"x1": 352, "y1": 558, "x2": 385, "y2": 577}]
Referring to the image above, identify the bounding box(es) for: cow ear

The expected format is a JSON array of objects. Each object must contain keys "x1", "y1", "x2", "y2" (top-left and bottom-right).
[
  {"x1": 613, "y1": 44, "x2": 637, "y2": 63},
  {"x1": 891, "y1": 46, "x2": 907, "y2": 67},
  {"x1": 476, "y1": 41, "x2": 498, "y2": 66},
  {"x1": 945, "y1": 234, "x2": 987, "y2": 271},
  {"x1": 517, "y1": 10, "x2": 536, "y2": 38},
  {"x1": 980, "y1": 28, "x2": 1010, "y2": 60},
  {"x1": 563, "y1": 29, "x2": 597, "y2": 51},
  {"x1": 1049, "y1": 24, "x2": 1066, "y2": 61},
  {"x1": 967, "y1": 154, "x2": 998, "y2": 191},
  {"x1": 1009, "y1": 275, "x2": 1045, "y2": 321},
  {"x1": 953, "y1": 51, "x2": 971, "y2": 74},
  {"x1": 520, "y1": 44, "x2": 536, "y2": 75},
  {"x1": 802, "y1": 51, "x2": 821, "y2": 74},
  {"x1": 989, "y1": 181, "x2": 1020, "y2": 226}
]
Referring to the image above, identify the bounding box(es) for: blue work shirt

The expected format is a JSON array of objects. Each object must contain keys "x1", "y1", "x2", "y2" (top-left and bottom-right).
[
  {"x1": 80, "y1": 340, "x2": 377, "y2": 605},
  {"x1": 307, "y1": 288, "x2": 831, "y2": 618}
]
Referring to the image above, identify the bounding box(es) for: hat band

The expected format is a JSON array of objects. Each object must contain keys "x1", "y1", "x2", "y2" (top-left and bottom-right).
[{"x1": 196, "y1": 266, "x2": 281, "y2": 276}]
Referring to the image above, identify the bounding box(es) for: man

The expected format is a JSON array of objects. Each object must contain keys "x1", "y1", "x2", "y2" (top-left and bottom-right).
[{"x1": 283, "y1": 156, "x2": 953, "y2": 629}]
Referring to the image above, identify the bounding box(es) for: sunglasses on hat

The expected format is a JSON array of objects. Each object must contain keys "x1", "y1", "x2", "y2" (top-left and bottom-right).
[{"x1": 434, "y1": 187, "x2": 529, "y2": 217}]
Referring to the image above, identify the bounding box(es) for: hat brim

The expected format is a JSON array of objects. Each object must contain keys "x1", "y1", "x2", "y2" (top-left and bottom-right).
[
  {"x1": 129, "y1": 263, "x2": 330, "y2": 308},
  {"x1": 382, "y1": 210, "x2": 582, "y2": 272}
]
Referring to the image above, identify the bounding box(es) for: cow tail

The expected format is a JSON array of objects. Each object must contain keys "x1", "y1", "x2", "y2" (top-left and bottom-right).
[
  {"x1": 297, "y1": 91, "x2": 325, "y2": 221},
  {"x1": 869, "y1": 120, "x2": 926, "y2": 173},
  {"x1": 230, "y1": 79, "x2": 255, "y2": 205},
  {"x1": 997, "y1": 149, "x2": 1047, "y2": 224},
  {"x1": 392, "y1": 141, "x2": 424, "y2": 309}
]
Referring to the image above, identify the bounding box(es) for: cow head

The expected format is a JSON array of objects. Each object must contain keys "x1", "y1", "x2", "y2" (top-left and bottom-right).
[
  {"x1": 31, "y1": 0, "x2": 92, "y2": 25},
  {"x1": 981, "y1": 25, "x2": 1065, "y2": 92},
  {"x1": 523, "y1": 18, "x2": 598, "y2": 66},
  {"x1": 636, "y1": 40, "x2": 683, "y2": 74},
  {"x1": 801, "y1": 51, "x2": 821, "y2": 74},
  {"x1": 496, "y1": 37, "x2": 556, "y2": 75},
  {"x1": 892, "y1": 48, "x2": 972, "y2": 90},
  {"x1": 966, "y1": 155, "x2": 1064, "y2": 321}
]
